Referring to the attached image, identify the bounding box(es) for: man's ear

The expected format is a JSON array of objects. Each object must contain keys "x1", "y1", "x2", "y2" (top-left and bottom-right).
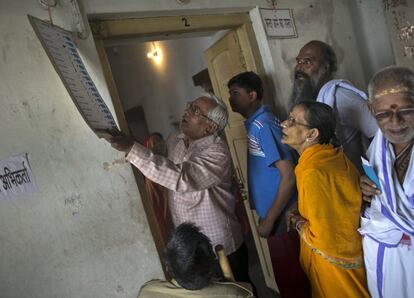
[
  {"x1": 249, "y1": 90, "x2": 258, "y2": 102},
  {"x1": 205, "y1": 122, "x2": 218, "y2": 136},
  {"x1": 320, "y1": 63, "x2": 332, "y2": 83}
]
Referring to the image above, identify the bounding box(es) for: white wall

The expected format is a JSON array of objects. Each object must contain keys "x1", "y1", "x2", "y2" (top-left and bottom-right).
[
  {"x1": 0, "y1": 1, "x2": 163, "y2": 298},
  {"x1": 0, "y1": 0, "x2": 400, "y2": 297},
  {"x1": 348, "y1": 0, "x2": 395, "y2": 80},
  {"x1": 106, "y1": 36, "x2": 213, "y2": 137},
  {"x1": 383, "y1": 0, "x2": 414, "y2": 69}
]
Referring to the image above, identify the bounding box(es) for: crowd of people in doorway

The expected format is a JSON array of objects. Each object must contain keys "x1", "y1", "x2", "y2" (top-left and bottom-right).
[{"x1": 106, "y1": 40, "x2": 414, "y2": 298}]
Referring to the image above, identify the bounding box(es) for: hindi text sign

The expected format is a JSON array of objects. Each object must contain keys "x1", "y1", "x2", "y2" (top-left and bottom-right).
[
  {"x1": 260, "y1": 8, "x2": 297, "y2": 38},
  {"x1": 0, "y1": 154, "x2": 38, "y2": 200}
]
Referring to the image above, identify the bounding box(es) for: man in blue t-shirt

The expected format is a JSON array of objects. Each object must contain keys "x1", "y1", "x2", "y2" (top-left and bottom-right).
[
  {"x1": 228, "y1": 72, "x2": 311, "y2": 298},
  {"x1": 227, "y1": 71, "x2": 296, "y2": 237}
]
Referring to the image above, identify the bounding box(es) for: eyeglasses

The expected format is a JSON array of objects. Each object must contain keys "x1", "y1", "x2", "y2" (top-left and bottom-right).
[
  {"x1": 186, "y1": 101, "x2": 211, "y2": 121},
  {"x1": 373, "y1": 108, "x2": 414, "y2": 122},
  {"x1": 283, "y1": 116, "x2": 311, "y2": 128}
]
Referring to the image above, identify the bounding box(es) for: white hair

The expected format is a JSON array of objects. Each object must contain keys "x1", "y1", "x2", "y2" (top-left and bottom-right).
[{"x1": 201, "y1": 92, "x2": 229, "y2": 132}]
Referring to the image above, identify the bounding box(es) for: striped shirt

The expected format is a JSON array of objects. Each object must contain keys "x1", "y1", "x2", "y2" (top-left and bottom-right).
[{"x1": 126, "y1": 132, "x2": 243, "y2": 255}]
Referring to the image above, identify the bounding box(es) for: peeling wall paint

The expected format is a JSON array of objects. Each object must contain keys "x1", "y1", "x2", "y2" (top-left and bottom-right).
[{"x1": 383, "y1": 0, "x2": 414, "y2": 65}]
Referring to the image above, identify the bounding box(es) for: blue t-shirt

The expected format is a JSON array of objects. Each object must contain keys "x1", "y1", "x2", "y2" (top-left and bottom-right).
[{"x1": 245, "y1": 105, "x2": 294, "y2": 218}]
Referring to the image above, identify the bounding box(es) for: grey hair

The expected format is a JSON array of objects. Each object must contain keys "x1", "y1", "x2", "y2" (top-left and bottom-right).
[
  {"x1": 201, "y1": 92, "x2": 229, "y2": 132},
  {"x1": 368, "y1": 66, "x2": 414, "y2": 101}
]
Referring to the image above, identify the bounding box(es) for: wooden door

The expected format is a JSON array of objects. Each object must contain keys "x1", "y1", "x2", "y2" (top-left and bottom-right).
[{"x1": 204, "y1": 27, "x2": 279, "y2": 293}]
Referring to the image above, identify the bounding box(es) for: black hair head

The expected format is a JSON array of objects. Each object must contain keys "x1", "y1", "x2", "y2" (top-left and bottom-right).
[
  {"x1": 164, "y1": 223, "x2": 216, "y2": 290},
  {"x1": 295, "y1": 101, "x2": 340, "y2": 147},
  {"x1": 227, "y1": 71, "x2": 264, "y2": 100}
]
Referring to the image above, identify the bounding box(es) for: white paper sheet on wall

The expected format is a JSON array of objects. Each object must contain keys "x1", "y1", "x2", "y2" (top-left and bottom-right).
[
  {"x1": 0, "y1": 153, "x2": 38, "y2": 200},
  {"x1": 28, "y1": 15, "x2": 119, "y2": 137}
]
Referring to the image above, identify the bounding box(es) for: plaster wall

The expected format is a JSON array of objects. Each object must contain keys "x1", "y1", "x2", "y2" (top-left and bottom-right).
[
  {"x1": 348, "y1": 0, "x2": 395, "y2": 80},
  {"x1": 0, "y1": 1, "x2": 164, "y2": 298},
  {"x1": 0, "y1": 0, "x2": 400, "y2": 297},
  {"x1": 106, "y1": 36, "x2": 213, "y2": 137},
  {"x1": 383, "y1": 0, "x2": 414, "y2": 69}
]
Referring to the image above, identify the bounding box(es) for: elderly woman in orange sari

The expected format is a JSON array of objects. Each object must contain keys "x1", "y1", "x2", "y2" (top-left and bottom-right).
[{"x1": 281, "y1": 101, "x2": 369, "y2": 298}]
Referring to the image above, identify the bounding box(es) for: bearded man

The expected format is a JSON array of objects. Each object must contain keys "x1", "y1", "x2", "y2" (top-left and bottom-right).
[{"x1": 291, "y1": 40, "x2": 378, "y2": 170}]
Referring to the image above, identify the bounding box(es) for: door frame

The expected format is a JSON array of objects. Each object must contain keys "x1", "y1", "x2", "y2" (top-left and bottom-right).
[{"x1": 90, "y1": 12, "x2": 269, "y2": 279}]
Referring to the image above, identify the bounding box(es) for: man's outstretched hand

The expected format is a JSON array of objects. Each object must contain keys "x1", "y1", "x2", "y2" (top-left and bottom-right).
[{"x1": 107, "y1": 133, "x2": 135, "y2": 153}]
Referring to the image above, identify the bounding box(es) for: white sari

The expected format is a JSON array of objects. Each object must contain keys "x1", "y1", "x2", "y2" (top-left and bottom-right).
[{"x1": 359, "y1": 130, "x2": 414, "y2": 298}]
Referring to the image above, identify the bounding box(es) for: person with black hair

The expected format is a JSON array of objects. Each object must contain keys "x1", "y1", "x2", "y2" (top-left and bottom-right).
[
  {"x1": 228, "y1": 71, "x2": 296, "y2": 237},
  {"x1": 291, "y1": 40, "x2": 378, "y2": 171},
  {"x1": 138, "y1": 223, "x2": 254, "y2": 297},
  {"x1": 282, "y1": 101, "x2": 369, "y2": 298},
  {"x1": 228, "y1": 71, "x2": 308, "y2": 298}
]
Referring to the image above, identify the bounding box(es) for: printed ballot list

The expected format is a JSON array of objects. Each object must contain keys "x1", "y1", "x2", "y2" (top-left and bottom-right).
[{"x1": 28, "y1": 15, "x2": 119, "y2": 137}]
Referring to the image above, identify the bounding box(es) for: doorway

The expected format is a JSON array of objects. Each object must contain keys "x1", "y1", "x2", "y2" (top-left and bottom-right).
[{"x1": 90, "y1": 12, "x2": 278, "y2": 297}]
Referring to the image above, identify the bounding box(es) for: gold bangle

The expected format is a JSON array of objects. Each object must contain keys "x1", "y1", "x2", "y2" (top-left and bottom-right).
[{"x1": 295, "y1": 220, "x2": 305, "y2": 231}]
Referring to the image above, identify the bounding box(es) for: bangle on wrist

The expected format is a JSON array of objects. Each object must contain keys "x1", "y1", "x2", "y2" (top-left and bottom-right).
[{"x1": 295, "y1": 220, "x2": 305, "y2": 231}]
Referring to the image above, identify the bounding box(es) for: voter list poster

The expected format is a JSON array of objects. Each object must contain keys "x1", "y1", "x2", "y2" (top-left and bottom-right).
[{"x1": 28, "y1": 15, "x2": 119, "y2": 137}]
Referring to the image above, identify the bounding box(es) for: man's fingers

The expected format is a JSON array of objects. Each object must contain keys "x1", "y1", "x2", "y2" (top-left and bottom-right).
[
  {"x1": 107, "y1": 135, "x2": 134, "y2": 152},
  {"x1": 360, "y1": 175, "x2": 381, "y2": 197},
  {"x1": 360, "y1": 175, "x2": 380, "y2": 190},
  {"x1": 362, "y1": 195, "x2": 372, "y2": 203},
  {"x1": 360, "y1": 183, "x2": 380, "y2": 196}
]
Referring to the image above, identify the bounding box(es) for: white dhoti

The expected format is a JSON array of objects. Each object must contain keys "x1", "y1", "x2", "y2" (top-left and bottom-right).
[
  {"x1": 359, "y1": 131, "x2": 414, "y2": 298},
  {"x1": 363, "y1": 232, "x2": 414, "y2": 298}
]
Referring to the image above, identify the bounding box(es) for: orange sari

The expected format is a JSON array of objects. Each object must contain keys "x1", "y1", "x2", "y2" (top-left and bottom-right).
[{"x1": 295, "y1": 144, "x2": 369, "y2": 298}]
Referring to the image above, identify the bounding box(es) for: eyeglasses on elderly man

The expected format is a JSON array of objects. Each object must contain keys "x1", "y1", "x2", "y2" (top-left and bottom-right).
[{"x1": 372, "y1": 107, "x2": 414, "y2": 122}]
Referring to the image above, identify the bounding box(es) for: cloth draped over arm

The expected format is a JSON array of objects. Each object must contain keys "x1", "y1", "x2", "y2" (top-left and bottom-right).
[{"x1": 295, "y1": 144, "x2": 364, "y2": 268}]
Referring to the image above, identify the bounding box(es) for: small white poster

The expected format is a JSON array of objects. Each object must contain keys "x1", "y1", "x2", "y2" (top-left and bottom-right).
[
  {"x1": 0, "y1": 153, "x2": 38, "y2": 200},
  {"x1": 260, "y1": 8, "x2": 297, "y2": 38}
]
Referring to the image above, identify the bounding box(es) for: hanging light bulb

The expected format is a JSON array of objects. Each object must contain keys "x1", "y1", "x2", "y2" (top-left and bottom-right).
[
  {"x1": 147, "y1": 42, "x2": 157, "y2": 58},
  {"x1": 147, "y1": 41, "x2": 162, "y2": 65}
]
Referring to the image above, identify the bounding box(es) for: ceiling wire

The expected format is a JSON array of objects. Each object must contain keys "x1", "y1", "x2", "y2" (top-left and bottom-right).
[
  {"x1": 39, "y1": 0, "x2": 57, "y2": 25},
  {"x1": 267, "y1": 0, "x2": 277, "y2": 10}
]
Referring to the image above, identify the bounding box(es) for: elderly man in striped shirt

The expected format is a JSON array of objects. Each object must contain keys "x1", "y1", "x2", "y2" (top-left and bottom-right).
[{"x1": 107, "y1": 94, "x2": 251, "y2": 285}]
